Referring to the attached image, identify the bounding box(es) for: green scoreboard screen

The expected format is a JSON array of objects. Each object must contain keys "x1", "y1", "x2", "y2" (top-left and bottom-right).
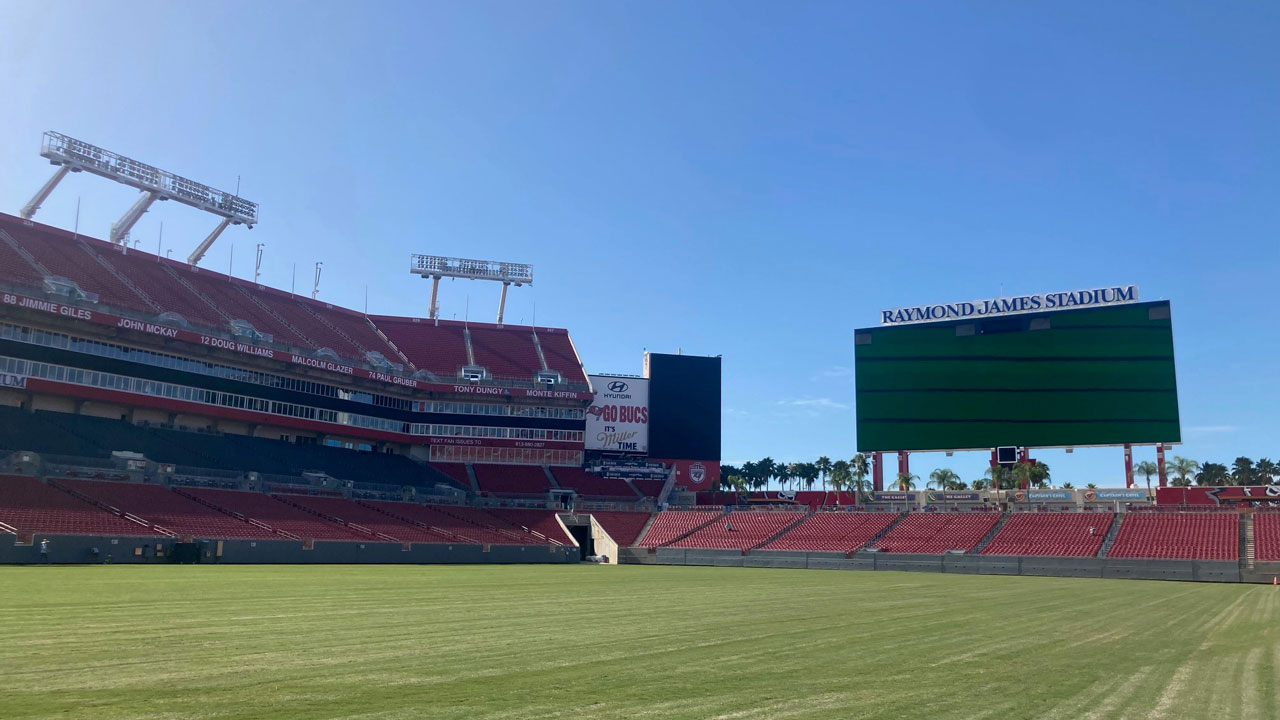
[{"x1": 854, "y1": 301, "x2": 1180, "y2": 452}]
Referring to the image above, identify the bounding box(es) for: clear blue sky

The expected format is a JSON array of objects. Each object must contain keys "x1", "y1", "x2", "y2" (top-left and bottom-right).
[{"x1": 1, "y1": 2, "x2": 1276, "y2": 487}]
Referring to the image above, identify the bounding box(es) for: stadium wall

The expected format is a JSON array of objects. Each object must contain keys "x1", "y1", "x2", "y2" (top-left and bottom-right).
[
  {"x1": 617, "y1": 548, "x2": 1243, "y2": 583},
  {"x1": 0, "y1": 534, "x2": 578, "y2": 565}
]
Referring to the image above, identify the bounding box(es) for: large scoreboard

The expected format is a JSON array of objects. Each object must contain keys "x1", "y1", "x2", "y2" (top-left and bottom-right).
[{"x1": 854, "y1": 299, "x2": 1180, "y2": 452}]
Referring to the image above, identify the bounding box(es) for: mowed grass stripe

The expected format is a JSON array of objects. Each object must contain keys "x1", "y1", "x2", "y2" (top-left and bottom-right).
[{"x1": 0, "y1": 565, "x2": 1274, "y2": 719}]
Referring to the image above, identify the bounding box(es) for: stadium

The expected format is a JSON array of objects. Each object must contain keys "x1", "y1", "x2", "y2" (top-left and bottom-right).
[
  {"x1": 1, "y1": 131, "x2": 1277, "y2": 718},
  {"x1": 3, "y1": 6, "x2": 1278, "y2": 715}
]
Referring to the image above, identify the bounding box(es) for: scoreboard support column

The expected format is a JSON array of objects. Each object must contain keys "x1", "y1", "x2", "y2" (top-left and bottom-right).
[
  {"x1": 897, "y1": 451, "x2": 910, "y2": 489},
  {"x1": 1124, "y1": 444, "x2": 1134, "y2": 488},
  {"x1": 1156, "y1": 444, "x2": 1167, "y2": 488},
  {"x1": 872, "y1": 452, "x2": 884, "y2": 492}
]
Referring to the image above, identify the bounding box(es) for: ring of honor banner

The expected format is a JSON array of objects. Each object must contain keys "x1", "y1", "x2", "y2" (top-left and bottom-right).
[{"x1": 586, "y1": 375, "x2": 649, "y2": 453}]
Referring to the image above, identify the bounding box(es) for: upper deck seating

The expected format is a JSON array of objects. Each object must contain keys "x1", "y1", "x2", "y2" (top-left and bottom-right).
[
  {"x1": 536, "y1": 330, "x2": 588, "y2": 384},
  {"x1": 372, "y1": 318, "x2": 470, "y2": 378},
  {"x1": 468, "y1": 326, "x2": 543, "y2": 380}
]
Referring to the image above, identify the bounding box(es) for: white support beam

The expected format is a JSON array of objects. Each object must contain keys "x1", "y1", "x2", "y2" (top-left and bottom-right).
[
  {"x1": 187, "y1": 217, "x2": 233, "y2": 265},
  {"x1": 428, "y1": 275, "x2": 441, "y2": 320},
  {"x1": 497, "y1": 282, "x2": 510, "y2": 325},
  {"x1": 20, "y1": 165, "x2": 71, "y2": 220},
  {"x1": 110, "y1": 191, "x2": 159, "y2": 245}
]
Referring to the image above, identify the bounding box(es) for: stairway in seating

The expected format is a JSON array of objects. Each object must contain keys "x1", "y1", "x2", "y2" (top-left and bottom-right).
[
  {"x1": 236, "y1": 287, "x2": 315, "y2": 348},
  {"x1": 161, "y1": 265, "x2": 233, "y2": 324},
  {"x1": 751, "y1": 511, "x2": 812, "y2": 551},
  {"x1": 79, "y1": 243, "x2": 164, "y2": 313},
  {"x1": 1242, "y1": 514, "x2": 1255, "y2": 570},
  {"x1": 1098, "y1": 513, "x2": 1124, "y2": 558},
  {"x1": 858, "y1": 512, "x2": 906, "y2": 551},
  {"x1": 972, "y1": 513, "x2": 1010, "y2": 554},
  {"x1": 655, "y1": 466, "x2": 679, "y2": 506},
  {"x1": 363, "y1": 317, "x2": 416, "y2": 370},
  {"x1": 543, "y1": 466, "x2": 560, "y2": 489},
  {"x1": 0, "y1": 228, "x2": 50, "y2": 276},
  {"x1": 529, "y1": 329, "x2": 550, "y2": 372}
]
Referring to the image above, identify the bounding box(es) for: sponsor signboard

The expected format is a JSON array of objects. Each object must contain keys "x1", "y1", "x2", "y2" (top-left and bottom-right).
[
  {"x1": 879, "y1": 285, "x2": 1139, "y2": 326},
  {"x1": 0, "y1": 372, "x2": 27, "y2": 389},
  {"x1": 1083, "y1": 489, "x2": 1147, "y2": 502},
  {"x1": 1156, "y1": 485, "x2": 1280, "y2": 506},
  {"x1": 873, "y1": 492, "x2": 916, "y2": 502},
  {"x1": 585, "y1": 375, "x2": 649, "y2": 453},
  {"x1": 0, "y1": 291, "x2": 592, "y2": 399},
  {"x1": 1013, "y1": 490, "x2": 1073, "y2": 502},
  {"x1": 925, "y1": 491, "x2": 980, "y2": 502},
  {"x1": 658, "y1": 459, "x2": 720, "y2": 489}
]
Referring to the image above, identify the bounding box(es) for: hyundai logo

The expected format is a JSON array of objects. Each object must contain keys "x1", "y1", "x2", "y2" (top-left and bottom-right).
[{"x1": 607, "y1": 381, "x2": 629, "y2": 393}]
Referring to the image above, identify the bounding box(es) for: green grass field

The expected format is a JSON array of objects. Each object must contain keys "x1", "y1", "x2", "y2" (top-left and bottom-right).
[{"x1": 1, "y1": 565, "x2": 1276, "y2": 719}]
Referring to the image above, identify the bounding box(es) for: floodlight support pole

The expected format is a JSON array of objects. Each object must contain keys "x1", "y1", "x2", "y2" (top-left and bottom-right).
[
  {"x1": 110, "y1": 191, "x2": 159, "y2": 245},
  {"x1": 496, "y1": 282, "x2": 510, "y2": 325},
  {"x1": 20, "y1": 165, "x2": 71, "y2": 220},
  {"x1": 187, "y1": 217, "x2": 233, "y2": 265},
  {"x1": 428, "y1": 275, "x2": 441, "y2": 320}
]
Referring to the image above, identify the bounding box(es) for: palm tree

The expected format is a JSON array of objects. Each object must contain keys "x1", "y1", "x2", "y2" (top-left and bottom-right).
[
  {"x1": 1029, "y1": 461, "x2": 1050, "y2": 489},
  {"x1": 896, "y1": 471, "x2": 918, "y2": 491},
  {"x1": 984, "y1": 465, "x2": 1013, "y2": 490},
  {"x1": 1086, "y1": 483, "x2": 1097, "y2": 489},
  {"x1": 1167, "y1": 456, "x2": 1200, "y2": 487},
  {"x1": 1134, "y1": 460, "x2": 1158, "y2": 492},
  {"x1": 758, "y1": 457, "x2": 777, "y2": 490},
  {"x1": 1231, "y1": 457, "x2": 1256, "y2": 486},
  {"x1": 928, "y1": 468, "x2": 960, "y2": 492},
  {"x1": 1198, "y1": 462, "x2": 1229, "y2": 486},
  {"x1": 796, "y1": 462, "x2": 819, "y2": 492},
  {"x1": 815, "y1": 456, "x2": 832, "y2": 492},
  {"x1": 718, "y1": 464, "x2": 741, "y2": 493},
  {"x1": 851, "y1": 454, "x2": 870, "y2": 492},
  {"x1": 775, "y1": 463, "x2": 793, "y2": 491},
  {"x1": 830, "y1": 460, "x2": 851, "y2": 495},
  {"x1": 971, "y1": 479, "x2": 987, "y2": 491},
  {"x1": 1062, "y1": 482, "x2": 1074, "y2": 490},
  {"x1": 1255, "y1": 458, "x2": 1277, "y2": 485},
  {"x1": 1010, "y1": 462, "x2": 1034, "y2": 490}
]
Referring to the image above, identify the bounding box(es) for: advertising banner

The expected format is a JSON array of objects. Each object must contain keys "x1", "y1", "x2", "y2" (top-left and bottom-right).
[
  {"x1": 1156, "y1": 485, "x2": 1280, "y2": 506},
  {"x1": 658, "y1": 459, "x2": 720, "y2": 490},
  {"x1": 925, "y1": 491, "x2": 980, "y2": 502},
  {"x1": 1013, "y1": 490, "x2": 1073, "y2": 502},
  {"x1": 1083, "y1": 489, "x2": 1147, "y2": 502},
  {"x1": 586, "y1": 375, "x2": 649, "y2": 453},
  {"x1": 873, "y1": 492, "x2": 917, "y2": 502}
]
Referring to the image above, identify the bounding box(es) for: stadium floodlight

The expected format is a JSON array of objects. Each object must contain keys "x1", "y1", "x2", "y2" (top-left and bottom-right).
[
  {"x1": 19, "y1": 131, "x2": 258, "y2": 265},
  {"x1": 410, "y1": 254, "x2": 533, "y2": 324}
]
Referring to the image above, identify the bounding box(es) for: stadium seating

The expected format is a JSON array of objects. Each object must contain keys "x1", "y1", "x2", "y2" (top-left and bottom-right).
[
  {"x1": 360, "y1": 500, "x2": 523, "y2": 545},
  {"x1": 632, "y1": 479, "x2": 666, "y2": 499},
  {"x1": 1255, "y1": 512, "x2": 1280, "y2": 562},
  {"x1": 0, "y1": 474, "x2": 162, "y2": 537},
  {"x1": 473, "y1": 464, "x2": 551, "y2": 496},
  {"x1": 483, "y1": 508, "x2": 573, "y2": 544},
  {"x1": 282, "y1": 495, "x2": 454, "y2": 543},
  {"x1": 57, "y1": 479, "x2": 279, "y2": 540},
  {"x1": 181, "y1": 488, "x2": 368, "y2": 541},
  {"x1": 761, "y1": 512, "x2": 898, "y2": 552},
  {"x1": 105, "y1": 252, "x2": 228, "y2": 327},
  {"x1": 372, "y1": 317, "x2": 471, "y2": 378},
  {"x1": 1108, "y1": 513, "x2": 1237, "y2": 560},
  {"x1": 0, "y1": 218, "x2": 149, "y2": 311},
  {"x1": 536, "y1": 330, "x2": 588, "y2": 384},
  {"x1": 584, "y1": 511, "x2": 653, "y2": 547},
  {"x1": 307, "y1": 305, "x2": 408, "y2": 363},
  {"x1": 871, "y1": 512, "x2": 1001, "y2": 554},
  {"x1": 669, "y1": 511, "x2": 807, "y2": 550},
  {"x1": 981, "y1": 513, "x2": 1113, "y2": 557},
  {"x1": 551, "y1": 467, "x2": 638, "y2": 499},
  {"x1": 637, "y1": 510, "x2": 723, "y2": 548},
  {"x1": 468, "y1": 326, "x2": 543, "y2": 380}
]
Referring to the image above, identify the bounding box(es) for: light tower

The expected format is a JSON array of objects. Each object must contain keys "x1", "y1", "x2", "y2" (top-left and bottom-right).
[
  {"x1": 410, "y1": 254, "x2": 533, "y2": 325},
  {"x1": 19, "y1": 131, "x2": 258, "y2": 265}
]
